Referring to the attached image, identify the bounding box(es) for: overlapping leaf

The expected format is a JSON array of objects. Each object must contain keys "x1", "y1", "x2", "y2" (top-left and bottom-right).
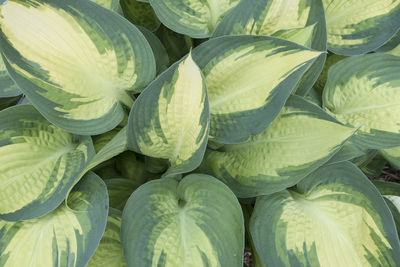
[
  {"x1": 213, "y1": 0, "x2": 327, "y2": 96},
  {"x1": 373, "y1": 181, "x2": 400, "y2": 237},
  {"x1": 0, "y1": 56, "x2": 20, "y2": 97},
  {"x1": 213, "y1": 0, "x2": 326, "y2": 49},
  {"x1": 128, "y1": 53, "x2": 209, "y2": 177},
  {"x1": 323, "y1": 53, "x2": 400, "y2": 149},
  {"x1": 381, "y1": 146, "x2": 400, "y2": 169},
  {"x1": 90, "y1": 0, "x2": 122, "y2": 13},
  {"x1": 200, "y1": 96, "x2": 355, "y2": 197},
  {"x1": 251, "y1": 162, "x2": 400, "y2": 266},
  {"x1": 121, "y1": 174, "x2": 244, "y2": 267},
  {"x1": 0, "y1": 172, "x2": 109, "y2": 267},
  {"x1": 0, "y1": 105, "x2": 94, "y2": 221},
  {"x1": 87, "y1": 208, "x2": 126, "y2": 267},
  {"x1": 149, "y1": 0, "x2": 240, "y2": 38},
  {"x1": 375, "y1": 30, "x2": 400, "y2": 57},
  {"x1": 191, "y1": 35, "x2": 323, "y2": 143},
  {"x1": 0, "y1": 0, "x2": 155, "y2": 135},
  {"x1": 323, "y1": 0, "x2": 400, "y2": 55}
]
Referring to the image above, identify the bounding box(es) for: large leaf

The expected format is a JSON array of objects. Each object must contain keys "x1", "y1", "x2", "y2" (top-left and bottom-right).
[
  {"x1": 250, "y1": 162, "x2": 400, "y2": 266},
  {"x1": 191, "y1": 35, "x2": 323, "y2": 143},
  {"x1": 0, "y1": 172, "x2": 109, "y2": 267},
  {"x1": 149, "y1": 0, "x2": 240, "y2": 38},
  {"x1": 128, "y1": 53, "x2": 209, "y2": 177},
  {"x1": 0, "y1": 0, "x2": 155, "y2": 135},
  {"x1": 200, "y1": 95, "x2": 356, "y2": 197},
  {"x1": 375, "y1": 30, "x2": 400, "y2": 56},
  {"x1": 120, "y1": 0, "x2": 160, "y2": 31},
  {"x1": 213, "y1": 0, "x2": 326, "y2": 50},
  {"x1": 373, "y1": 181, "x2": 400, "y2": 238},
  {"x1": 323, "y1": 53, "x2": 400, "y2": 149},
  {"x1": 121, "y1": 174, "x2": 244, "y2": 267},
  {"x1": 212, "y1": 0, "x2": 327, "y2": 96},
  {"x1": 0, "y1": 104, "x2": 94, "y2": 221},
  {"x1": 0, "y1": 55, "x2": 20, "y2": 97},
  {"x1": 323, "y1": 0, "x2": 400, "y2": 55},
  {"x1": 325, "y1": 140, "x2": 365, "y2": 165},
  {"x1": 87, "y1": 208, "x2": 126, "y2": 267}
]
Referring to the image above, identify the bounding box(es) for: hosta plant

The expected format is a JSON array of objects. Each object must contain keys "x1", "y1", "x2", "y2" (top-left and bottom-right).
[{"x1": 1, "y1": 0, "x2": 400, "y2": 266}]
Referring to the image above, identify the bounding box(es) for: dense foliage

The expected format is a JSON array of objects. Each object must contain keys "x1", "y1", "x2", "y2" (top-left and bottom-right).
[{"x1": 1, "y1": 0, "x2": 400, "y2": 266}]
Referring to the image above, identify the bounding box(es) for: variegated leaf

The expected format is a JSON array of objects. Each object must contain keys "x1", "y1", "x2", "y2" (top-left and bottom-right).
[
  {"x1": 127, "y1": 53, "x2": 209, "y2": 177},
  {"x1": 373, "y1": 180, "x2": 400, "y2": 238},
  {"x1": 87, "y1": 208, "x2": 126, "y2": 267},
  {"x1": 90, "y1": 0, "x2": 123, "y2": 13},
  {"x1": 212, "y1": 0, "x2": 328, "y2": 96},
  {"x1": 213, "y1": 0, "x2": 326, "y2": 51},
  {"x1": 323, "y1": 0, "x2": 400, "y2": 55},
  {"x1": 251, "y1": 162, "x2": 400, "y2": 266},
  {"x1": 0, "y1": 55, "x2": 20, "y2": 97},
  {"x1": 120, "y1": 0, "x2": 160, "y2": 31},
  {"x1": 149, "y1": 0, "x2": 240, "y2": 38},
  {"x1": 0, "y1": 0, "x2": 156, "y2": 135},
  {"x1": 375, "y1": 30, "x2": 400, "y2": 57},
  {"x1": 191, "y1": 35, "x2": 323, "y2": 143},
  {"x1": 121, "y1": 174, "x2": 244, "y2": 267},
  {"x1": 323, "y1": 53, "x2": 400, "y2": 149},
  {"x1": 199, "y1": 96, "x2": 356, "y2": 197},
  {"x1": 325, "y1": 140, "x2": 365, "y2": 165},
  {"x1": 0, "y1": 172, "x2": 109, "y2": 267},
  {"x1": 0, "y1": 104, "x2": 94, "y2": 221}
]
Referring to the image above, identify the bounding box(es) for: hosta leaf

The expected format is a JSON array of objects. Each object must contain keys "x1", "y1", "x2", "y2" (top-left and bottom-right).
[
  {"x1": 213, "y1": 0, "x2": 326, "y2": 50},
  {"x1": 200, "y1": 95, "x2": 356, "y2": 197},
  {"x1": 0, "y1": 56, "x2": 20, "y2": 97},
  {"x1": 360, "y1": 154, "x2": 387, "y2": 178},
  {"x1": 323, "y1": 53, "x2": 400, "y2": 149},
  {"x1": 191, "y1": 35, "x2": 322, "y2": 143},
  {"x1": 250, "y1": 162, "x2": 400, "y2": 267},
  {"x1": 121, "y1": 174, "x2": 244, "y2": 267},
  {"x1": 149, "y1": 0, "x2": 240, "y2": 38},
  {"x1": 381, "y1": 146, "x2": 400, "y2": 169},
  {"x1": 120, "y1": 0, "x2": 160, "y2": 31},
  {"x1": 105, "y1": 178, "x2": 139, "y2": 210},
  {"x1": 373, "y1": 181, "x2": 400, "y2": 237},
  {"x1": 0, "y1": 0, "x2": 155, "y2": 135},
  {"x1": 0, "y1": 172, "x2": 109, "y2": 267},
  {"x1": 375, "y1": 30, "x2": 400, "y2": 56},
  {"x1": 92, "y1": 128, "x2": 120, "y2": 153},
  {"x1": 314, "y1": 53, "x2": 346, "y2": 93},
  {"x1": 325, "y1": 140, "x2": 365, "y2": 165},
  {"x1": 137, "y1": 26, "x2": 169, "y2": 74},
  {"x1": 212, "y1": 0, "x2": 327, "y2": 96},
  {"x1": 90, "y1": 0, "x2": 123, "y2": 13},
  {"x1": 0, "y1": 105, "x2": 94, "y2": 221},
  {"x1": 323, "y1": 0, "x2": 400, "y2": 55},
  {"x1": 128, "y1": 53, "x2": 209, "y2": 177},
  {"x1": 87, "y1": 208, "x2": 126, "y2": 267}
]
